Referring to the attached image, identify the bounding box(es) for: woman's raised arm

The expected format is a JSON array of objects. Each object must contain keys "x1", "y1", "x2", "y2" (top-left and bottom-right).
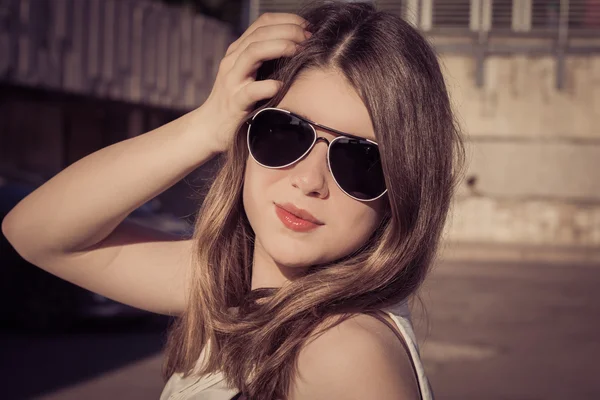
[
  {"x1": 1, "y1": 12, "x2": 310, "y2": 316},
  {"x1": 1, "y1": 108, "x2": 219, "y2": 316}
]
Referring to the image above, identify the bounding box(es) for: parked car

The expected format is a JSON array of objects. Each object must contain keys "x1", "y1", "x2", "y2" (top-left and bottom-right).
[{"x1": 0, "y1": 173, "x2": 191, "y2": 331}]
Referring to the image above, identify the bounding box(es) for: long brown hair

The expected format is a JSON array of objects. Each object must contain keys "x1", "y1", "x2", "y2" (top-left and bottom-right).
[{"x1": 163, "y1": 1, "x2": 464, "y2": 398}]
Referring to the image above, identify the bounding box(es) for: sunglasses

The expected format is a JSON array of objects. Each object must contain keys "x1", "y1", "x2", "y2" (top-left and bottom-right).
[{"x1": 246, "y1": 107, "x2": 387, "y2": 202}]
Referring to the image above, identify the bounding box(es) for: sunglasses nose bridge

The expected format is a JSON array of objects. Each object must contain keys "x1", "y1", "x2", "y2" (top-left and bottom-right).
[
  {"x1": 315, "y1": 136, "x2": 330, "y2": 146},
  {"x1": 311, "y1": 136, "x2": 332, "y2": 171},
  {"x1": 305, "y1": 122, "x2": 330, "y2": 161}
]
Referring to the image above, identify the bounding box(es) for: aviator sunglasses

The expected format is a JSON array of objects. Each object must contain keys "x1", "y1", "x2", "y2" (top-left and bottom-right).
[{"x1": 246, "y1": 107, "x2": 387, "y2": 202}]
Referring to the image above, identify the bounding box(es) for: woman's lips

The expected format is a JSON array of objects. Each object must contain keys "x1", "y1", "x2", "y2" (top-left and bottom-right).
[{"x1": 274, "y1": 203, "x2": 324, "y2": 232}]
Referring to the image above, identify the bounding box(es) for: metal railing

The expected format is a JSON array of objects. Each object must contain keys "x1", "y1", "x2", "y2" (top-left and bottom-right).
[{"x1": 248, "y1": 0, "x2": 600, "y2": 89}]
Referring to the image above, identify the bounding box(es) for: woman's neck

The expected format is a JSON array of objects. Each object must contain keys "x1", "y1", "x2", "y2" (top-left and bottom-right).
[{"x1": 251, "y1": 240, "x2": 308, "y2": 290}]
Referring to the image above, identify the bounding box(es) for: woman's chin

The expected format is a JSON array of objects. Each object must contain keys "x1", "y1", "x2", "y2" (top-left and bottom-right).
[
  {"x1": 271, "y1": 253, "x2": 316, "y2": 270},
  {"x1": 259, "y1": 237, "x2": 314, "y2": 265}
]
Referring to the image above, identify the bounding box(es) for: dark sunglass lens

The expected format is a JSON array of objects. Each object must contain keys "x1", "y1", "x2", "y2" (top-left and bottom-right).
[
  {"x1": 329, "y1": 139, "x2": 386, "y2": 200},
  {"x1": 248, "y1": 110, "x2": 315, "y2": 167}
]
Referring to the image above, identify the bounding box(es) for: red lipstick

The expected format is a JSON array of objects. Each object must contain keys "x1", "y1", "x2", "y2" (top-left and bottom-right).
[{"x1": 274, "y1": 203, "x2": 324, "y2": 232}]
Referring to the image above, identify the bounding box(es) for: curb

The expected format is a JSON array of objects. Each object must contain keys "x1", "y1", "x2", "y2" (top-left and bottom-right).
[{"x1": 437, "y1": 242, "x2": 600, "y2": 266}]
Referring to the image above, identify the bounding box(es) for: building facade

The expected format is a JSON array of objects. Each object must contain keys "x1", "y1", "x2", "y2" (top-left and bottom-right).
[
  {"x1": 1, "y1": 0, "x2": 599, "y2": 259},
  {"x1": 251, "y1": 0, "x2": 600, "y2": 257}
]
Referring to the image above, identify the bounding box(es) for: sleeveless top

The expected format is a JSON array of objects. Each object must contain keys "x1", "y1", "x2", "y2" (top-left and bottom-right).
[{"x1": 160, "y1": 300, "x2": 434, "y2": 400}]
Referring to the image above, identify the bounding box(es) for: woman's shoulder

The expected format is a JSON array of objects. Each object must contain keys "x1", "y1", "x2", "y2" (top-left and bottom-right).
[{"x1": 287, "y1": 313, "x2": 420, "y2": 399}]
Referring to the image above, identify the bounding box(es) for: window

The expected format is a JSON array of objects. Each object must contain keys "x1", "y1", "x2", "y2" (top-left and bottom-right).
[
  {"x1": 432, "y1": 0, "x2": 471, "y2": 28},
  {"x1": 491, "y1": 0, "x2": 513, "y2": 29}
]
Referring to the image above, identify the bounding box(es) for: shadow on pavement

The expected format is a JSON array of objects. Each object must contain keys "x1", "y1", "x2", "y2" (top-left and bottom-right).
[{"x1": 0, "y1": 315, "x2": 172, "y2": 400}]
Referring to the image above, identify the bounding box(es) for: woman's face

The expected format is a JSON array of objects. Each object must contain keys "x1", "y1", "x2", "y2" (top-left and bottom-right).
[{"x1": 243, "y1": 68, "x2": 387, "y2": 276}]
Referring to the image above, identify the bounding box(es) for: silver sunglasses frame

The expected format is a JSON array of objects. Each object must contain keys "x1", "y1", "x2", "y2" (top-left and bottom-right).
[{"x1": 246, "y1": 107, "x2": 387, "y2": 202}]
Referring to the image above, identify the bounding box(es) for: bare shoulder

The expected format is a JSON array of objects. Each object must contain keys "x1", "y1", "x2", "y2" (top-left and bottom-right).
[{"x1": 288, "y1": 313, "x2": 420, "y2": 400}]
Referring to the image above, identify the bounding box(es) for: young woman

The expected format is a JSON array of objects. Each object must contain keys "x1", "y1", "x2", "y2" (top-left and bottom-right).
[{"x1": 2, "y1": 2, "x2": 463, "y2": 399}]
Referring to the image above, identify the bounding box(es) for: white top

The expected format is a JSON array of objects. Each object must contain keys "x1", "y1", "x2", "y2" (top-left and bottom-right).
[{"x1": 160, "y1": 301, "x2": 434, "y2": 400}]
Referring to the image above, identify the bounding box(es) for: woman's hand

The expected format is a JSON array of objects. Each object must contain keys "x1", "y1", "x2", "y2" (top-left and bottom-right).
[{"x1": 199, "y1": 13, "x2": 311, "y2": 154}]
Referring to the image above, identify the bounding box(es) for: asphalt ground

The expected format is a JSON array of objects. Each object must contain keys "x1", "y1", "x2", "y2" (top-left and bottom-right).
[{"x1": 2, "y1": 259, "x2": 599, "y2": 400}]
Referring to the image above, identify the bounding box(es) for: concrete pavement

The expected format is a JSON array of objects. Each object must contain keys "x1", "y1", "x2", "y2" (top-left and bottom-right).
[
  {"x1": 415, "y1": 260, "x2": 600, "y2": 400},
  {"x1": 8, "y1": 259, "x2": 599, "y2": 400}
]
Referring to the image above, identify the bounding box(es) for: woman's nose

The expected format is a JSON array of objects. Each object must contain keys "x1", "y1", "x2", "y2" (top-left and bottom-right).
[{"x1": 288, "y1": 141, "x2": 330, "y2": 199}]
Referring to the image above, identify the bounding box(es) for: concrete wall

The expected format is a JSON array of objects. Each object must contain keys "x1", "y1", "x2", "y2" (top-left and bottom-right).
[
  {"x1": 440, "y1": 54, "x2": 600, "y2": 249},
  {"x1": 2, "y1": 0, "x2": 598, "y2": 251},
  {"x1": 0, "y1": 0, "x2": 234, "y2": 109}
]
